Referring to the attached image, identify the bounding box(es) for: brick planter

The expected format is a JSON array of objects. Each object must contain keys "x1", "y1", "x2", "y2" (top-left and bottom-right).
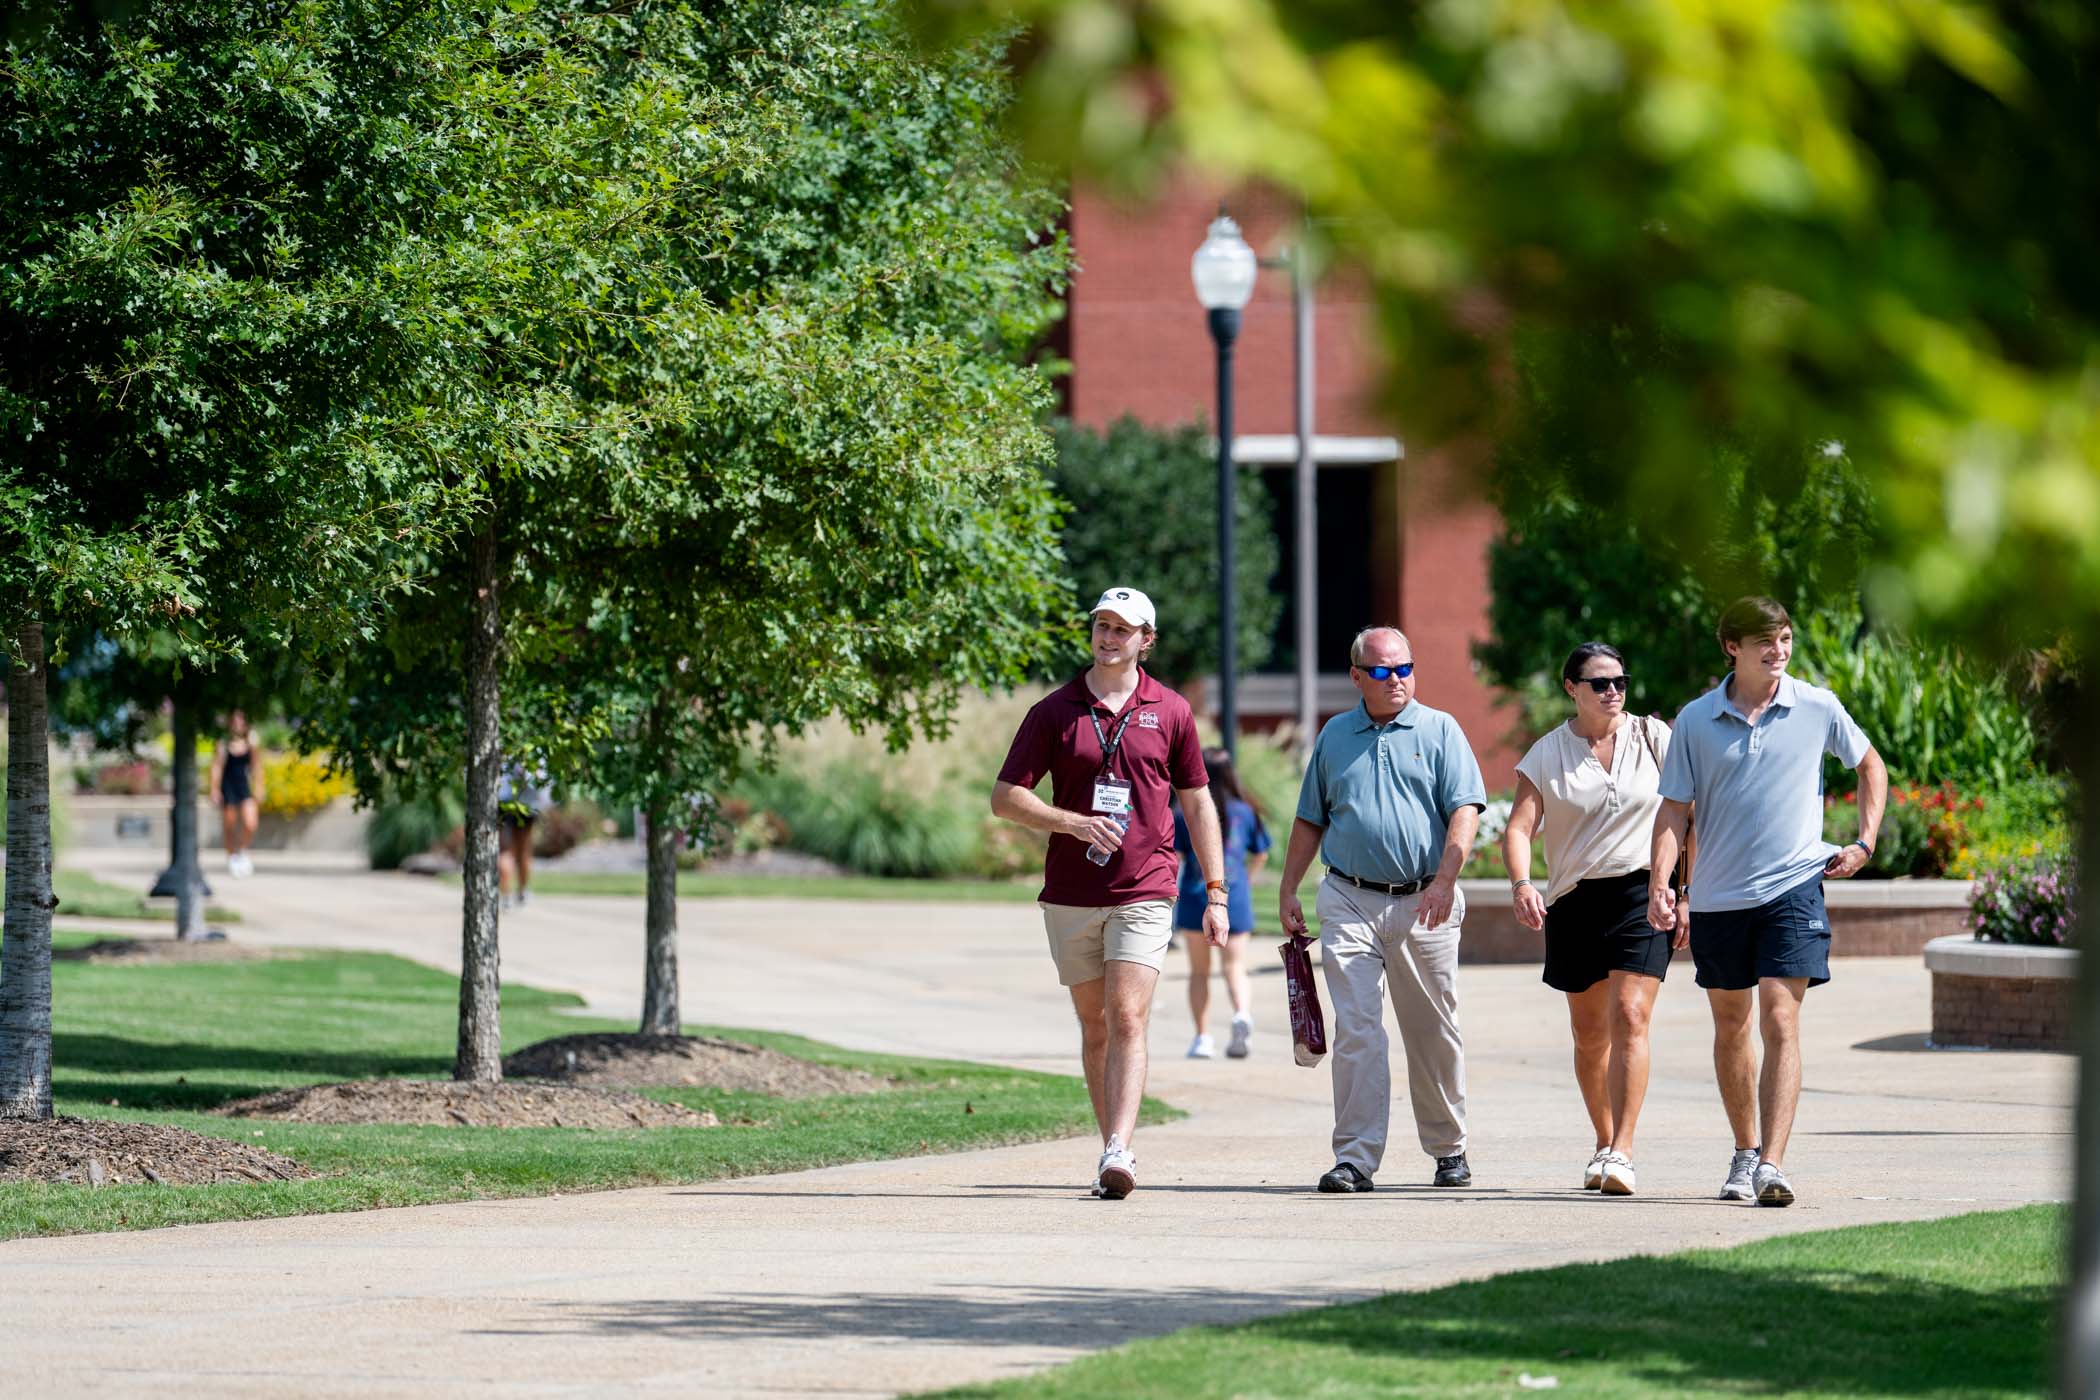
[
  {"x1": 1924, "y1": 935, "x2": 2075, "y2": 1052},
  {"x1": 1454, "y1": 878, "x2": 1976, "y2": 964}
]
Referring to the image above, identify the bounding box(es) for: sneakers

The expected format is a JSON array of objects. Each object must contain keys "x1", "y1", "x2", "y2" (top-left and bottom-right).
[
  {"x1": 515, "y1": 888, "x2": 531, "y2": 908},
  {"x1": 1318, "y1": 1162, "x2": 1374, "y2": 1193},
  {"x1": 226, "y1": 851, "x2": 252, "y2": 878},
  {"x1": 1226, "y1": 1013, "x2": 1253, "y2": 1059},
  {"x1": 1719, "y1": 1146, "x2": 1761, "y2": 1201},
  {"x1": 1096, "y1": 1136, "x2": 1137, "y2": 1200},
  {"x1": 1186, "y1": 1034, "x2": 1215, "y2": 1059},
  {"x1": 1753, "y1": 1161, "x2": 1794, "y2": 1207},
  {"x1": 1582, "y1": 1147, "x2": 1609, "y2": 1191},
  {"x1": 1433, "y1": 1153, "x2": 1472, "y2": 1188},
  {"x1": 1599, "y1": 1151, "x2": 1636, "y2": 1196}
]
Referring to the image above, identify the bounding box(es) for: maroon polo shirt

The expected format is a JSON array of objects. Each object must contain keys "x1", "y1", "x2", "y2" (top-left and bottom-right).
[{"x1": 997, "y1": 668, "x2": 1209, "y2": 906}]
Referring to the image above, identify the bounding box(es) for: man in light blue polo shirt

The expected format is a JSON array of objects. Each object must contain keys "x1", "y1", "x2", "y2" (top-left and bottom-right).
[
  {"x1": 1650, "y1": 596, "x2": 1887, "y2": 1209},
  {"x1": 1279, "y1": 626, "x2": 1487, "y2": 1193}
]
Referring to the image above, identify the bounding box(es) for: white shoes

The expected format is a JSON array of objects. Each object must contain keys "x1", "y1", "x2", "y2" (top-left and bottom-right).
[
  {"x1": 1096, "y1": 1136, "x2": 1137, "y2": 1199},
  {"x1": 1599, "y1": 1150, "x2": 1636, "y2": 1196},
  {"x1": 1226, "y1": 1013, "x2": 1253, "y2": 1059},
  {"x1": 1186, "y1": 1034, "x2": 1215, "y2": 1059},
  {"x1": 1753, "y1": 1161, "x2": 1794, "y2": 1207},
  {"x1": 1582, "y1": 1147, "x2": 1609, "y2": 1191},
  {"x1": 226, "y1": 851, "x2": 252, "y2": 878}
]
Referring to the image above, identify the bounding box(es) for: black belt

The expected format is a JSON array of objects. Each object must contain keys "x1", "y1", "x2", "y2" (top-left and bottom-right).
[{"x1": 1328, "y1": 869, "x2": 1429, "y2": 898}]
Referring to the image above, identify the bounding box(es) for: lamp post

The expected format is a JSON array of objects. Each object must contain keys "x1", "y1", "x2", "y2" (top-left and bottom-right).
[{"x1": 1191, "y1": 213, "x2": 1257, "y2": 758}]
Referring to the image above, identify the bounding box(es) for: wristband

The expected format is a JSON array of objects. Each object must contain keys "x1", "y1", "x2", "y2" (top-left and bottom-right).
[
  {"x1": 1851, "y1": 838, "x2": 1873, "y2": 857},
  {"x1": 1510, "y1": 878, "x2": 1533, "y2": 892}
]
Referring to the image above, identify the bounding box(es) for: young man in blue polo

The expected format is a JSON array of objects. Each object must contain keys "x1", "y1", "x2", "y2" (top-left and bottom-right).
[{"x1": 1649, "y1": 596, "x2": 1887, "y2": 1207}]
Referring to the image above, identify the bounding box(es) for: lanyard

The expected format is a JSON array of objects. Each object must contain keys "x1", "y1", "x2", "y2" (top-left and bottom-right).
[{"x1": 1089, "y1": 703, "x2": 1139, "y2": 779}]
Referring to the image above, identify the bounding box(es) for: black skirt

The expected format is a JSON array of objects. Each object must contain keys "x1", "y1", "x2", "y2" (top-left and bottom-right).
[{"x1": 1541, "y1": 870, "x2": 1672, "y2": 993}]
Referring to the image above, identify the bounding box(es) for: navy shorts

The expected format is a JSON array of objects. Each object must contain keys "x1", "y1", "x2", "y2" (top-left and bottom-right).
[{"x1": 1689, "y1": 874, "x2": 1831, "y2": 991}]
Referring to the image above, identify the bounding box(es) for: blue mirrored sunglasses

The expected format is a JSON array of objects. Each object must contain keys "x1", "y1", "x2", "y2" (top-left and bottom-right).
[{"x1": 1357, "y1": 663, "x2": 1414, "y2": 681}]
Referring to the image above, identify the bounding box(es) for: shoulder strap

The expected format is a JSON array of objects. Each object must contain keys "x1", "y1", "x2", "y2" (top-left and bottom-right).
[{"x1": 1638, "y1": 715, "x2": 1661, "y2": 771}]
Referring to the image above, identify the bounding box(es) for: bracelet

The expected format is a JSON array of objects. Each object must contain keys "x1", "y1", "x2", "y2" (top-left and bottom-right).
[
  {"x1": 1851, "y1": 838, "x2": 1874, "y2": 857},
  {"x1": 1510, "y1": 878, "x2": 1533, "y2": 891}
]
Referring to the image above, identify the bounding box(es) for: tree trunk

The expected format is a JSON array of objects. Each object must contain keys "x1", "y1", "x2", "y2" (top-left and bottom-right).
[
  {"x1": 148, "y1": 689, "x2": 211, "y2": 940},
  {"x1": 455, "y1": 511, "x2": 504, "y2": 1082},
  {"x1": 2061, "y1": 660, "x2": 2099, "y2": 1393},
  {"x1": 0, "y1": 623, "x2": 56, "y2": 1120},
  {"x1": 639, "y1": 792, "x2": 680, "y2": 1036}
]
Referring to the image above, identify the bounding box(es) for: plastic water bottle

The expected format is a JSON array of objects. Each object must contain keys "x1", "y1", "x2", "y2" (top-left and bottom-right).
[{"x1": 1085, "y1": 813, "x2": 1132, "y2": 866}]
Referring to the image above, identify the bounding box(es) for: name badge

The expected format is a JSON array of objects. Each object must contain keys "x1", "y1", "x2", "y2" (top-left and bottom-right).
[{"x1": 1092, "y1": 778, "x2": 1132, "y2": 815}]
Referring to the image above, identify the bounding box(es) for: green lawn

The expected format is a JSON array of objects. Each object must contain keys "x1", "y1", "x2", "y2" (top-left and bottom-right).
[
  {"x1": 54, "y1": 868, "x2": 241, "y2": 925},
  {"x1": 0, "y1": 944, "x2": 1168, "y2": 1241},
  {"x1": 928, "y1": 1206, "x2": 2061, "y2": 1399}
]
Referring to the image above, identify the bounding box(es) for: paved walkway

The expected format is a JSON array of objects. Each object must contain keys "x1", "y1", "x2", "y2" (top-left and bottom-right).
[{"x1": 13, "y1": 849, "x2": 2073, "y2": 1397}]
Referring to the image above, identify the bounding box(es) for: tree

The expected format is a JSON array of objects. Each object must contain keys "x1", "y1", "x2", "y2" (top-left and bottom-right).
[
  {"x1": 515, "y1": 0, "x2": 1071, "y2": 1035},
  {"x1": 1050, "y1": 417, "x2": 1279, "y2": 687},
  {"x1": 1, "y1": 2, "x2": 484, "y2": 1117},
  {"x1": 911, "y1": 0, "x2": 2100, "y2": 1381}
]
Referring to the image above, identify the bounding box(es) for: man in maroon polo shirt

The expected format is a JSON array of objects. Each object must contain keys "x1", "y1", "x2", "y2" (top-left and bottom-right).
[{"x1": 992, "y1": 586, "x2": 1230, "y2": 1199}]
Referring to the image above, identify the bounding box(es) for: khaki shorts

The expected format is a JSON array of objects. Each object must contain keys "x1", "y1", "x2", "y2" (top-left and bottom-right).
[{"x1": 1041, "y1": 900, "x2": 1174, "y2": 986}]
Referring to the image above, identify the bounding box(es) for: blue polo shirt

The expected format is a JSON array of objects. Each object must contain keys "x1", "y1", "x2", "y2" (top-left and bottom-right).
[
  {"x1": 1295, "y1": 700, "x2": 1487, "y2": 884},
  {"x1": 1658, "y1": 673, "x2": 1871, "y2": 913}
]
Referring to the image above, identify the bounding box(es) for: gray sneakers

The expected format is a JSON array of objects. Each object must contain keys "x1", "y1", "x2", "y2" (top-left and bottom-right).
[
  {"x1": 1720, "y1": 1147, "x2": 1760, "y2": 1201},
  {"x1": 1096, "y1": 1136, "x2": 1136, "y2": 1200},
  {"x1": 1753, "y1": 1161, "x2": 1795, "y2": 1207}
]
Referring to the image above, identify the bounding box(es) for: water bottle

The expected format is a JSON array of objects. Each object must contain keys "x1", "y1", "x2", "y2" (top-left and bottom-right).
[{"x1": 1085, "y1": 812, "x2": 1132, "y2": 866}]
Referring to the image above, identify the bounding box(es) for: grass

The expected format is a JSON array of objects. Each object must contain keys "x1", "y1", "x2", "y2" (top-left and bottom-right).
[
  {"x1": 53, "y1": 868, "x2": 241, "y2": 925},
  {"x1": 927, "y1": 1206, "x2": 2062, "y2": 1399},
  {"x1": 0, "y1": 945, "x2": 1173, "y2": 1241}
]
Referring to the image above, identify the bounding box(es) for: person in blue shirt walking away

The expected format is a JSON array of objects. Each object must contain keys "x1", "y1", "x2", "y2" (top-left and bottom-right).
[
  {"x1": 1650, "y1": 597, "x2": 1887, "y2": 1208},
  {"x1": 1173, "y1": 747, "x2": 1273, "y2": 1059}
]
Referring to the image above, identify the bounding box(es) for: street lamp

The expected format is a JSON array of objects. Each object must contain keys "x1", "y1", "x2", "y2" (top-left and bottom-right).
[{"x1": 1192, "y1": 213, "x2": 1257, "y2": 757}]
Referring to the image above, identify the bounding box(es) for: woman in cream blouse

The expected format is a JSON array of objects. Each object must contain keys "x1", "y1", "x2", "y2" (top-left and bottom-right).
[{"x1": 1502, "y1": 642, "x2": 1688, "y2": 1197}]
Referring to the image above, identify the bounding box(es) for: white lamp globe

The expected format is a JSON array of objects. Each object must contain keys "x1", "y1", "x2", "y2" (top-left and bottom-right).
[{"x1": 1191, "y1": 214, "x2": 1258, "y2": 311}]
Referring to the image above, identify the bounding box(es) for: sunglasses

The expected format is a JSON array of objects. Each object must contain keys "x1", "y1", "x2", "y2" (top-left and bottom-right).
[
  {"x1": 1356, "y1": 663, "x2": 1414, "y2": 682},
  {"x1": 1576, "y1": 675, "x2": 1630, "y2": 694}
]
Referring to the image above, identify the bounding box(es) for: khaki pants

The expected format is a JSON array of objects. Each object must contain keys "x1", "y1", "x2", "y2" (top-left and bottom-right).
[{"x1": 1316, "y1": 874, "x2": 1468, "y2": 1174}]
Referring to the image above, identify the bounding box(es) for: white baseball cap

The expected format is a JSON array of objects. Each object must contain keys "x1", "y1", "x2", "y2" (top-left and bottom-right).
[{"x1": 1090, "y1": 586, "x2": 1156, "y2": 629}]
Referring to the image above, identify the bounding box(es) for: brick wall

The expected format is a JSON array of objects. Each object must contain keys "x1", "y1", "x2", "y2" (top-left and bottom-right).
[{"x1": 1932, "y1": 973, "x2": 2073, "y2": 1052}]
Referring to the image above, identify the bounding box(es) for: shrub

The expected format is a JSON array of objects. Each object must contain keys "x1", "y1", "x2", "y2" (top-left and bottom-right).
[
  {"x1": 366, "y1": 789, "x2": 465, "y2": 870},
  {"x1": 72, "y1": 757, "x2": 162, "y2": 796},
  {"x1": 531, "y1": 800, "x2": 601, "y2": 860},
  {"x1": 756, "y1": 764, "x2": 979, "y2": 878},
  {"x1": 1970, "y1": 858, "x2": 2078, "y2": 948},
  {"x1": 1823, "y1": 783, "x2": 1978, "y2": 879},
  {"x1": 261, "y1": 753, "x2": 352, "y2": 820}
]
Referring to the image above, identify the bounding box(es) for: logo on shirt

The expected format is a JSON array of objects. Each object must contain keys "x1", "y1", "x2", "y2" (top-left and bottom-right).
[{"x1": 1137, "y1": 711, "x2": 1161, "y2": 729}]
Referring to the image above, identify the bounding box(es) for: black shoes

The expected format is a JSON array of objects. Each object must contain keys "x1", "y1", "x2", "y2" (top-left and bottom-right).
[
  {"x1": 1318, "y1": 1162, "x2": 1375, "y2": 1193},
  {"x1": 1433, "y1": 1153, "x2": 1472, "y2": 1187}
]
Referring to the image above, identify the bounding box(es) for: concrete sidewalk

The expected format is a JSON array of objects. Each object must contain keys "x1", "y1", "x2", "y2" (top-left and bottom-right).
[{"x1": 11, "y1": 849, "x2": 2073, "y2": 1397}]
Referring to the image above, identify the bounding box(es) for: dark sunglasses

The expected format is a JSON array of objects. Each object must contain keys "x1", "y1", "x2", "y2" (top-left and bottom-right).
[
  {"x1": 1576, "y1": 675, "x2": 1630, "y2": 694},
  {"x1": 1357, "y1": 663, "x2": 1414, "y2": 682}
]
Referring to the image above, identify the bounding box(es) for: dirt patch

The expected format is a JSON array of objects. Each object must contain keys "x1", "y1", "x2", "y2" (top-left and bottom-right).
[
  {"x1": 214, "y1": 1079, "x2": 719, "y2": 1129},
  {"x1": 504, "y1": 1033, "x2": 888, "y2": 1098},
  {"x1": 0, "y1": 1117, "x2": 313, "y2": 1186},
  {"x1": 56, "y1": 936, "x2": 283, "y2": 965}
]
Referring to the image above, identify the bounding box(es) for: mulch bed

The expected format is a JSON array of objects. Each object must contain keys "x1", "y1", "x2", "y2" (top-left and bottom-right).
[
  {"x1": 55, "y1": 936, "x2": 282, "y2": 965},
  {"x1": 213, "y1": 1079, "x2": 719, "y2": 1129},
  {"x1": 0, "y1": 1117, "x2": 313, "y2": 1186},
  {"x1": 503, "y1": 1032, "x2": 888, "y2": 1098}
]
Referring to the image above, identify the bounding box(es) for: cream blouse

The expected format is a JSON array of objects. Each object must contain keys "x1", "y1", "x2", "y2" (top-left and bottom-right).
[{"x1": 1514, "y1": 715, "x2": 1671, "y2": 907}]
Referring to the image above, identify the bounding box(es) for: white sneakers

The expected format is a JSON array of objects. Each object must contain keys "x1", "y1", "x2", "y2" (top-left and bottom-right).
[
  {"x1": 1226, "y1": 1013, "x2": 1253, "y2": 1059},
  {"x1": 1186, "y1": 1034, "x2": 1215, "y2": 1059},
  {"x1": 1095, "y1": 1136, "x2": 1137, "y2": 1200},
  {"x1": 1599, "y1": 1151, "x2": 1636, "y2": 1196},
  {"x1": 1720, "y1": 1147, "x2": 1761, "y2": 1201},
  {"x1": 1582, "y1": 1147, "x2": 1609, "y2": 1190},
  {"x1": 225, "y1": 851, "x2": 253, "y2": 878},
  {"x1": 1753, "y1": 1161, "x2": 1794, "y2": 1207}
]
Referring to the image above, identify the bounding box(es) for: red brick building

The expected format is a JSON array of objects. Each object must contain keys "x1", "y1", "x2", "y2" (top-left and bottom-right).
[{"x1": 1063, "y1": 181, "x2": 1519, "y2": 784}]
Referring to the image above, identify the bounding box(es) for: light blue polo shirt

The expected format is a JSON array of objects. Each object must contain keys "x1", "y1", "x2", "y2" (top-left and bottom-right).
[
  {"x1": 1296, "y1": 700, "x2": 1487, "y2": 884},
  {"x1": 1658, "y1": 673, "x2": 1871, "y2": 913}
]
